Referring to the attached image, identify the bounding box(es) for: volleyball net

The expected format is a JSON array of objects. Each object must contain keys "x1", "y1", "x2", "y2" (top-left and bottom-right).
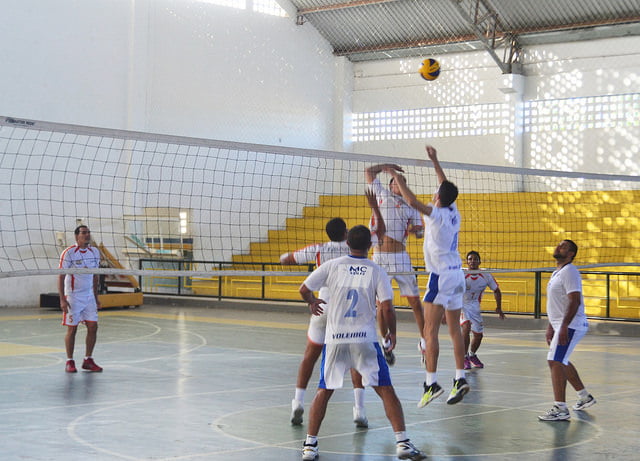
[{"x1": 2, "y1": 115, "x2": 640, "y2": 283}]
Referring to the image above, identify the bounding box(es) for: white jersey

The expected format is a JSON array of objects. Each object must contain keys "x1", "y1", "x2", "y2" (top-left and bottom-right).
[
  {"x1": 463, "y1": 271, "x2": 499, "y2": 311},
  {"x1": 423, "y1": 202, "x2": 462, "y2": 274},
  {"x1": 302, "y1": 255, "x2": 394, "y2": 345},
  {"x1": 368, "y1": 178, "x2": 422, "y2": 245},
  {"x1": 59, "y1": 244, "x2": 100, "y2": 295},
  {"x1": 546, "y1": 263, "x2": 588, "y2": 331},
  {"x1": 292, "y1": 240, "x2": 350, "y2": 266}
]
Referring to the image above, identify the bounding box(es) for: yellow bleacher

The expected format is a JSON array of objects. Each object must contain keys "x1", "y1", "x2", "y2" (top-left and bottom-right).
[{"x1": 191, "y1": 189, "x2": 640, "y2": 319}]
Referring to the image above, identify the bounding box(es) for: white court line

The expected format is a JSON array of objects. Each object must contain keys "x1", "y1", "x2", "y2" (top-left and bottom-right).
[{"x1": 208, "y1": 400, "x2": 604, "y2": 459}]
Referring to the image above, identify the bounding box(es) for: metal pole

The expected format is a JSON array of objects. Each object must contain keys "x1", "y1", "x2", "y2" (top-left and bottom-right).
[
  {"x1": 534, "y1": 271, "x2": 542, "y2": 319},
  {"x1": 606, "y1": 273, "x2": 611, "y2": 319}
]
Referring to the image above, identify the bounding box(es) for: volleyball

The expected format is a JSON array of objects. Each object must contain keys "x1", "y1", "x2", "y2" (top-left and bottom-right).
[{"x1": 419, "y1": 58, "x2": 440, "y2": 81}]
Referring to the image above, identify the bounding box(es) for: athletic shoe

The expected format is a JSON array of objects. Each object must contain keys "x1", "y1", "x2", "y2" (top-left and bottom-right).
[
  {"x1": 396, "y1": 439, "x2": 427, "y2": 460},
  {"x1": 65, "y1": 360, "x2": 77, "y2": 373},
  {"x1": 353, "y1": 406, "x2": 368, "y2": 428},
  {"x1": 446, "y1": 378, "x2": 470, "y2": 405},
  {"x1": 291, "y1": 399, "x2": 304, "y2": 425},
  {"x1": 301, "y1": 442, "x2": 318, "y2": 460},
  {"x1": 538, "y1": 405, "x2": 570, "y2": 421},
  {"x1": 383, "y1": 348, "x2": 396, "y2": 366},
  {"x1": 82, "y1": 358, "x2": 103, "y2": 372},
  {"x1": 417, "y1": 381, "x2": 444, "y2": 408},
  {"x1": 463, "y1": 357, "x2": 472, "y2": 370},
  {"x1": 573, "y1": 394, "x2": 597, "y2": 411},
  {"x1": 468, "y1": 354, "x2": 484, "y2": 368}
]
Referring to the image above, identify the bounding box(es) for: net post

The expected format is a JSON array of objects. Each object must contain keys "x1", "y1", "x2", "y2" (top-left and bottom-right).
[{"x1": 534, "y1": 271, "x2": 542, "y2": 319}]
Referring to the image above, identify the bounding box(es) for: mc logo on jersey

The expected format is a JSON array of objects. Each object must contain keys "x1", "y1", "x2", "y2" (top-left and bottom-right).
[{"x1": 349, "y1": 265, "x2": 368, "y2": 276}]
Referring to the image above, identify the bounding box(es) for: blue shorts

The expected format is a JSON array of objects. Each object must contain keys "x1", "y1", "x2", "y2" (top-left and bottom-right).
[{"x1": 318, "y1": 342, "x2": 392, "y2": 390}]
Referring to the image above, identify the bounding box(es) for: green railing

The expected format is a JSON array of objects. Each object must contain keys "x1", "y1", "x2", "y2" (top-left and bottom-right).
[{"x1": 138, "y1": 259, "x2": 640, "y2": 322}]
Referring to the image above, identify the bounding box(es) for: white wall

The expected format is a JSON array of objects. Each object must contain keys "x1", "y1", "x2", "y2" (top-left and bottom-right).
[
  {"x1": 350, "y1": 36, "x2": 640, "y2": 176},
  {"x1": 0, "y1": 0, "x2": 343, "y2": 148},
  {"x1": 0, "y1": 0, "x2": 348, "y2": 307}
]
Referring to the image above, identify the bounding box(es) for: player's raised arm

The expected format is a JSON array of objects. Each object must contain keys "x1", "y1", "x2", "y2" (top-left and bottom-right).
[
  {"x1": 365, "y1": 163, "x2": 404, "y2": 184},
  {"x1": 365, "y1": 188, "x2": 386, "y2": 241},
  {"x1": 426, "y1": 145, "x2": 447, "y2": 185}
]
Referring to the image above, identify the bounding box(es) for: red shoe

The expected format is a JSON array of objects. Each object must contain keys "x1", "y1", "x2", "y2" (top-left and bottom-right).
[
  {"x1": 82, "y1": 358, "x2": 103, "y2": 372},
  {"x1": 65, "y1": 360, "x2": 77, "y2": 373}
]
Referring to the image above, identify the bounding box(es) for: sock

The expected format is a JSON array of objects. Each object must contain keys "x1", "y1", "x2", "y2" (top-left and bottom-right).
[
  {"x1": 305, "y1": 435, "x2": 317, "y2": 446},
  {"x1": 469, "y1": 352, "x2": 476, "y2": 357},
  {"x1": 426, "y1": 372, "x2": 437, "y2": 386},
  {"x1": 354, "y1": 387, "x2": 365, "y2": 408},
  {"x1": 455, "y1": 369, "x2": 466, "y2": 380},
  {"x1": 394, "y1": 431, "x2": 407, "y2": 443},
  {"x1": 578, "y1": 389, "x2": 589, "y2": 399},
  {"x1": 67, "y1": 358, "x2": 73, "y2": 361},
  {"x1": 84, "y1": 356, "x2": 91, "y2": 361},
  {"x1": 555, "y1": 401, "x2": 568, "y2": 409},
  {"x1": 294, "y1": 387, "x2": 305, "y2": 403},
  {"x1": 419, "y1": 337, "x2": 426, "y2": 351}
]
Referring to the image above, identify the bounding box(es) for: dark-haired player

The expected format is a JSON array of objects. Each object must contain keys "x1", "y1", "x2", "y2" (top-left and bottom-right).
[
  {"x1": 461, "y1": 250, "x2": 504, "y2": 369},
  {"x1": 386, "y1": 145, "x2": 469, "y2": 407},
  {"x1": 281, "y1": 191, "x2": 385, "y2": 428},
  {"x1": 299, "y1": 225, "x2": 425, "y2": 461},
  {"x1": 58, "y1": 225, "x2": 103, "y2": 373}
]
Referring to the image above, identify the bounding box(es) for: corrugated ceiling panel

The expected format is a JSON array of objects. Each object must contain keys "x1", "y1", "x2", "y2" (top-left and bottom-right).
[{"x1": 289, "y1": 0, "x2": 640, "y2": 61}]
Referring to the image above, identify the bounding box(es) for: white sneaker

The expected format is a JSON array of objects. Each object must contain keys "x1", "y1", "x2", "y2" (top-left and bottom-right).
[
  {"x1": 538, "y1": 405, "x2": 570, "y2": 421},
  {"x1": 396, "y1": 439, "x2": 427, "y2": 460},
  {"x1": 291, "y1": 399, "x2": 304, "y2": 425},
  {"x1": 353, "y1": 406, "x2": 368, "y2": 428},
  {"x1": 302, "y1": 442, "x2": 318, "y2": 460},
  {"x1": 573, "y1": 394, "x2": 596, "y2": 411}
]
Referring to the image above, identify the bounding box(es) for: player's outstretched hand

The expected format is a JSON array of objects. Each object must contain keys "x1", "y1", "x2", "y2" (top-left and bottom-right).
[
  {"x1": 381, "y1": 163, "x2": 404, "y2": 173},
  {"x1": 425, "y1": 145, "x2": 437, "y2": 161},
  {"x1": 364, "y1": 188, "x2": 377, "y2": 209}
]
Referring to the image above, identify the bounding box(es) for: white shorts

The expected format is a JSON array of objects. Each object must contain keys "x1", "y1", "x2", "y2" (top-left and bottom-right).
[
  {"x1": 307, "y1": 311, "x2": 327, "y2": 345},
  {"x1": 62, "y1": 292, "x2": 98, "y2": 326},
  {"x1": 460, "y1": 304, "x2": 484, "y2": 333},
  {"x1": 373, "y1": 252, "x2": 420, "y2": 297},
  {"x1": 547, "y1": 327, "x2": 587, "y2": 365},
  {"x1": 307, "y1": 287, "x2": 330, "y2": 345},
  {"x1": 318, "y1": 342, "x2": 392, "y2": 390},
  {"x1": 423, "y1": 270, "x2": 464, "y2": 311}
]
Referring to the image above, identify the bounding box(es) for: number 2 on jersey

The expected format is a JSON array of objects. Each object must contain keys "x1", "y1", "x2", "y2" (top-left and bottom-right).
[{"x1": 344, "y1": 289, "x2": 358, "y2": 318}]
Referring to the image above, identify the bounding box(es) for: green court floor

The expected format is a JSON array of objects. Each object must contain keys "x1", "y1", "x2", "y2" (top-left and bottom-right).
[{"x1": 1, "y1": 300, "x2": 638, "y2": 460}]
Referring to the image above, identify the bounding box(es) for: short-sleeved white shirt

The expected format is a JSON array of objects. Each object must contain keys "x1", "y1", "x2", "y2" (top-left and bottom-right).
[
  {"x1": 59, "y1": 245, "x2": 100, "y2": 295},
  {"x1": 463, "y1": 272, "x2": 499, "y2": 312},
  {"x1": 423, "y1": 202, "x2": 462, "y2": 274},
  {"x1": 302, "y1": 255, "x2": 394, "y2": 345},
  {"x1": 546, "y1": 263, "x2": 588, "y2": 331},
  {"x1": 368, "y1": 178, "x2": 422, "y2": 245}
]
